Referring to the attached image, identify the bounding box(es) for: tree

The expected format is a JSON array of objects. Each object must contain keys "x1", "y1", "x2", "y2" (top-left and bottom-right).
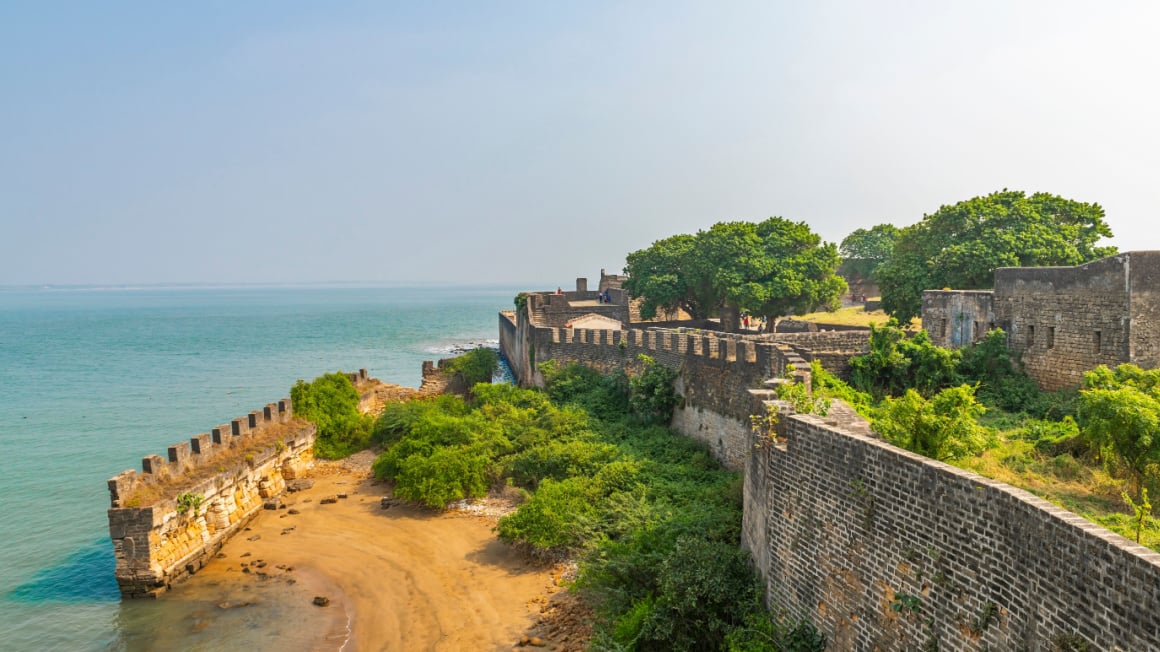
[
  {"x1": 1078, "y1": 364, "x2": 1160, "y2": 498},
  {"x1": 623, "y1": 234, "x2": 704, "y2": 320},
  {"x1": 877, "y1": 190, "x2": 1116, "y2": 322},
  {"x1": 623, "y1": 218, "x2": 846, "y2": 331},
  {"x1": 838, "y1": 223, "x2": 900, "y2": 283}
]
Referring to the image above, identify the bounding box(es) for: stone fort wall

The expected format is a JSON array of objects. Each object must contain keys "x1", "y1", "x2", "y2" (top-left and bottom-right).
[
  {"x1": 107, "y1": 395, "x2": 317, "y2": 598},
  {"x1": 502, "y1": 297, "x2": 1160, "y2": 650}
]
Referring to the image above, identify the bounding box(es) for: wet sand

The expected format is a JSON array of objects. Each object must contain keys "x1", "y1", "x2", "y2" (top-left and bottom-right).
[{"x1": 173, "y1": 452, "x2": 557, "y2": 651}]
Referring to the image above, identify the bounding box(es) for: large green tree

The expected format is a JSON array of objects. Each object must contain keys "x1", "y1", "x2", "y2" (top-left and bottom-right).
[
  {"x1": 877, "y1": 190, "x2": 1115, "y2": 322},
  {"x1": 838, "y1": 223, "x2": 900, "y2": 283},
  {"x1": 623, "y1": 218, "x2": 845, "y2": 330}
]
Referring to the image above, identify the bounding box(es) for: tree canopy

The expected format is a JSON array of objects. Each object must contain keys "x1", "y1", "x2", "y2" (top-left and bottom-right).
[
  {"x1": 838, "y1": 223, "x2": 900, "y2": 283},
  {"x1": 623, "y1": 218, "x2": 845, "y2": 329},
  {"x1": 876, "y1": 190, "x2": 1115, "y2": 322}
]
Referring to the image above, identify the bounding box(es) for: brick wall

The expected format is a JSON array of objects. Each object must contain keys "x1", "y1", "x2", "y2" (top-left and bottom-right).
[
  {"x1": 993, "y1": 255, "x2": 1135, "y2": 390},
  {"x1": 757, "y1": 410, "x2": 1160, "y2": 651}
]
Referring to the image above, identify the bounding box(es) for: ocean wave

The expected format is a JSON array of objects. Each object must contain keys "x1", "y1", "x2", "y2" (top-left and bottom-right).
[{"x1": 422, "y1": 339, "x2": 499, "y2": 355}]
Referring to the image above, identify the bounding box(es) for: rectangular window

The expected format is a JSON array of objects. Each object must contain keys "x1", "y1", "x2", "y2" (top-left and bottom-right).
[
  {"x1": 1094, "y1": 330, "x2": 1101, "y2": 353},
  {"x1": 975, "y1": 321, "x2": 984, "y2": 341},
  {"x1": 1047, "y1": 326, "x2": 1055, "y2": 349},
  {"x1": 940, "y1": 319, "x2": 947, "y2": 338},
  {"x1": 1027, "y1": 325, "x2": 1035, "y2": 347}
]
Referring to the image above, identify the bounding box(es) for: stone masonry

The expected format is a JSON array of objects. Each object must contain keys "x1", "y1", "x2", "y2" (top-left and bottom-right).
[
  {"x1": 923, "y1": 251, "x2": 1160, "y2": 390},
  {"x1": 504, "y1": 278, "x2": 1160, "y2": 650},
  {"x1": 107, "y1": 397, "x2": 316, "y2": 598}
]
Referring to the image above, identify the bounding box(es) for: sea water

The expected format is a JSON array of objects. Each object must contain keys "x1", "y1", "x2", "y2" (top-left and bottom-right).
[{"x1": 0, "y1": 285, "x2": 520, "y2": 650}]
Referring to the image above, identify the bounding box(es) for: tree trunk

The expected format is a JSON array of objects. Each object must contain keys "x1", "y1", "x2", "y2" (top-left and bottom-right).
[{"x1": 720, "y1": 302, "x2": 740, "y2": 333}]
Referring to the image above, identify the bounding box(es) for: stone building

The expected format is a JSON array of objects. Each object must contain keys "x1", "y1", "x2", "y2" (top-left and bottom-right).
[{"x1": 922, "y1": 251, "x2": 1160, "y2": 389}]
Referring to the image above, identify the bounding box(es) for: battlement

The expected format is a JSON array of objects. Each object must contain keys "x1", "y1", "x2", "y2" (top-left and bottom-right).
[
  {"x1": 106, "y1": 397, "x2": 299, "y2": 509},
  {"x1": 99, "y1": 364, "x2": 396, "y2": 599}
]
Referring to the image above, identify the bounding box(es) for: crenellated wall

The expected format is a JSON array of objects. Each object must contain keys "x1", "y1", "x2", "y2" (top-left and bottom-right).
[
  {"x1": 107, "y1": 397, "x2": 316, "y2": 598},
  {"x1": 503, "y1": 289, "x2": 1160, "y2": 650},
  {"x1": 502, "y1": 305, "x2": 864, "y2": 470}
]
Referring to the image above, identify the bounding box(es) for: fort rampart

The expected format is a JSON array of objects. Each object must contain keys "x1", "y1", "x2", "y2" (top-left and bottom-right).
[
  {"x1": 503, "y1": 289, "x2": 1160, "y2": 650},
  {"x1": 103, "y1": 371, "x2": 384, "y2": 598}
]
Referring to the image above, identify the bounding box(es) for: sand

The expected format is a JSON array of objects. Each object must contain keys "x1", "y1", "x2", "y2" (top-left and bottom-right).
[{"x1": 189, "y1": 452, "x2": 560, "y2": 651}]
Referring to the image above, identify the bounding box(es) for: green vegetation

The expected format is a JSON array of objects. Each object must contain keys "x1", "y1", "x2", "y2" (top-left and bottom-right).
[
  {"x1": 370, "y1": 364, "x2": 824, "y2": 650},
  {"x1": 623, "y1": 218, "x2": 845, "y2": 330},
  {"x1": 849, "y1": 320, "x2": 960, "y2": 401},
  {"x1": 838, "y1": 223, "x2": 900, "y2": 284},
  {"x1": 873, "y1": 386, "x2": 993, "y2": 462},
  {"x1": 627, "y1": 354, "x2": 681, "y2": 424},
  {"x1": 876, "y1": 190, "x2": 1115, "y2": 323},
  {"x1": 1078, "y1": 364, "x2": 1160, "y2": 498},
  {"x1": 443, "y1": 346, "x2": 499, "y2": 387},
  {"x1": 291, "y1": 372, "x2": 374, "y2": 459},
  {"x1": 175, "y1": 491, "x2": 203, "y2": 516},
  {"x1": 827, "y1": 329, "x2": 1160, "y2": 551}
]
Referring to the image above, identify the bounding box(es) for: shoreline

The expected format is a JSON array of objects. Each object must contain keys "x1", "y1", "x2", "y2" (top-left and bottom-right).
[{"x1": 158, "y1": 450, "x2": 563, "y2": 650}]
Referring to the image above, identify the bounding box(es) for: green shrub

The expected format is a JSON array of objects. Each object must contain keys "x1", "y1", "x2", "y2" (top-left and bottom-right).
[
  {"x1": 391, "y1": 447, "x2": 490, "y2": 508},
  {"x1": 724, "y1": 612, "x2": 827, "y2": 652},
  {"x1": 1079, "y1": 364, "x2": 1160, "y2": 496},
  {"x1": 872, "y1": 385, "x2": 995, "y2": 461},
  {"x1": 810, "y1": 360, "x2": 872, "y2": 414},
  {"x1": 509, "y1": 439, "x2": 620, "y2": 488},
  {"x1": 496, "y1": 477, "x2": 600, "y2": 550},
  {"x1": 629, "y1": 355, "x2": 681, "y2": 423},
  {"x1": 541, "y1": 360, "x2": 630, "y2": 419},
  {"x1": 1024, "y1": 417, "x2": 1087, "y2": 458},
  {"x1": 634, "y1": 537, "x2": 763, "y2": 651},
  {"x1": 849, "y1": 320, "x2": 961, "y2": 401},
  {"x1": 444, "y1": 347, "x2": 499, "y2": 387},
  {"x1": 292, "y1": 372, "x2": 375, "y2": 459}
]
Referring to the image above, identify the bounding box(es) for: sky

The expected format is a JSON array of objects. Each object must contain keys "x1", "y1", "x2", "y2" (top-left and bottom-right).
[{"x1": 2, "y1": 1, "x2": 1158, "y2": 287}]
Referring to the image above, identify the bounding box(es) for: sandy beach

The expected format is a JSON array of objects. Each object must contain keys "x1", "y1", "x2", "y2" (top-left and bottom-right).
[{"x1": 171, "y1": 451, "x2": 567, "y2": 651}]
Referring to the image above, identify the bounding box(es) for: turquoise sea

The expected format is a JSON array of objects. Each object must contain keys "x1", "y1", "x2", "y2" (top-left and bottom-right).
[{"x1": 0, "y1": 285, "x2": 519, "y2": 650}]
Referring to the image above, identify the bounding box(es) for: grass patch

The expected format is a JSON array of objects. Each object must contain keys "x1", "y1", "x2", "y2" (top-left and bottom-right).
[{"x1": 792, "y1": 303, "x2": 919, "y2": 329}]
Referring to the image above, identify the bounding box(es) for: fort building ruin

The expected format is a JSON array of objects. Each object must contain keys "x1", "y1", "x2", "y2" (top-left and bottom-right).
[{"x1": 923, "y1": 251, "x2": 1160, "y2": 389}]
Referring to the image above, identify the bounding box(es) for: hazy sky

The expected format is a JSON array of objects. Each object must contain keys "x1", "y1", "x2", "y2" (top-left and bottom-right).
[{"x1": 3, "y1": 2, "x2": 1158, "y2": 286}]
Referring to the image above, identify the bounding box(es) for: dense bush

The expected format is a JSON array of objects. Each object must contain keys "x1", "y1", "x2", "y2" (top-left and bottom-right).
[
  {"x1": 443, "y1": 347, "x2": 499, "y2": 387},
  {"x1": 848, "y1": 320, "x2": 960, "y2": 401},
  {"x1": 291, "y1": 372, "x2": 374, "y2": 459},
  {"x1": 810, "y1": 360, "x2": 872, "y2": 414},
  {"x1": 872, "y1": 385, "x2": 995, "y2": 461},
  {"x1": 1079, "y1": 364, "x2": 1160, "y2": 497},
  {"x1": 628, "y1": 355, "x2": 681, "y2": 423}
]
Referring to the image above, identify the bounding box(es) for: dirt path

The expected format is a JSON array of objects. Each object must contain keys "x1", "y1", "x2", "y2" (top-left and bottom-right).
[{"x1": 191, "y1": 452, "x2": 557, "y2": 651}]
